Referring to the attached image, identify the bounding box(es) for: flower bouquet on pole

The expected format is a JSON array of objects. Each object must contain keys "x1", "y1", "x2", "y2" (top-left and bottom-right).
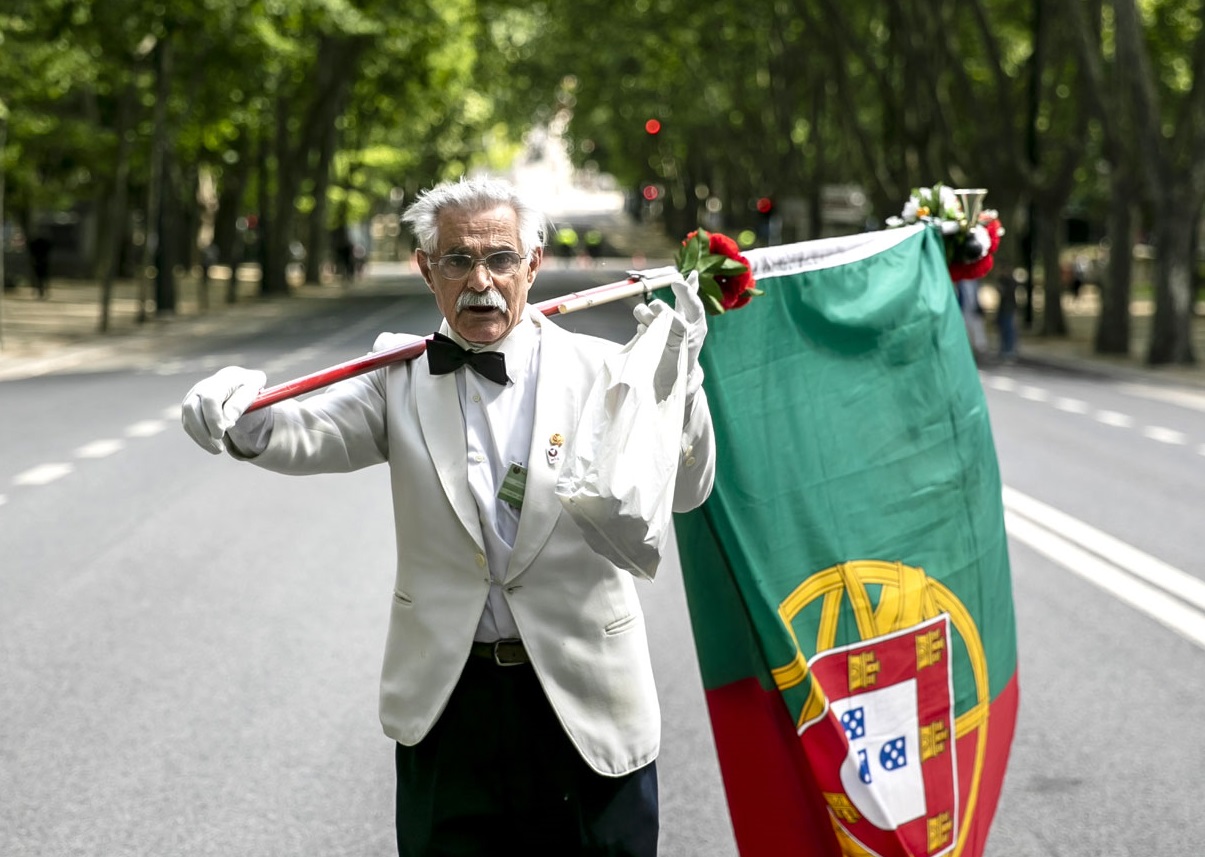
[{"x1": 886, "y1": 183, "x2": 1004, "y2": 281}]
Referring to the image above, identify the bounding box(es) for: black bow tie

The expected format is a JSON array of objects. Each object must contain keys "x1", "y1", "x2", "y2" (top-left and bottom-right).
[{"x1": 426, "y1": 332, "x2": 510, "y2": 385}]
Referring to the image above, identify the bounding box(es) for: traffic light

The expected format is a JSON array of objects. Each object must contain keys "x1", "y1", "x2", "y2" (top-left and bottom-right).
[{"x1": 755, "y1": 196, "x2": 777, "y2": 245}]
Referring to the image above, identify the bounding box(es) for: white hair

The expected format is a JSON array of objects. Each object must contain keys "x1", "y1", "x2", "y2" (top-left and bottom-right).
[{"x1": 401, "y1": 177, "x2": 546, "y2": 255}]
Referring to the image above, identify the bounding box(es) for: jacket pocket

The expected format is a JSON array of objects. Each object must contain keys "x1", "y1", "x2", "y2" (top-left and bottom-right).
[{"x1": 603, "y1": 613, "x2": 638, "y2": 636}]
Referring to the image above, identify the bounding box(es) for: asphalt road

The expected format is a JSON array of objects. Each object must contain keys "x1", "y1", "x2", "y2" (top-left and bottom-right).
[
  {"x1": 4, "y1": 269, "x2": 1205, "y2": 856},
  {"x1": 980, "y1": 361, "x2": 1205, "y2": 856}
]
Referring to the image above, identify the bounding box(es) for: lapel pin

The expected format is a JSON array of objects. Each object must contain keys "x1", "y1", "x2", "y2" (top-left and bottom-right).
[{"x1": 546, "y1": 433, "x2": 564, "y2": 466}]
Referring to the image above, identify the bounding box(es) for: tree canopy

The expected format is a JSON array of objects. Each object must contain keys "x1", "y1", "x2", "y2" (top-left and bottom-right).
[{"x1": 3, "y1": 0, "x2": 1203, "y2": 363}]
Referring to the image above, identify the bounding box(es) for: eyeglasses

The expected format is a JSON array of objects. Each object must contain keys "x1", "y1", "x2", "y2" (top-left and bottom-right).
[{"x1": 431, "y1": 250, "x2": 527, "y2": 280}]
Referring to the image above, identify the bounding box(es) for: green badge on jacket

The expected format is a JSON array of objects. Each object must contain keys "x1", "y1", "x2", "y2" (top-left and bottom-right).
[{"x1": 497, "y1": 462, "x2": 528, "y2": 510}]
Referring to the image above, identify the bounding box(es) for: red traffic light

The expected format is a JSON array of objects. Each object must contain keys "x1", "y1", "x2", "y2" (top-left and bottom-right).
[
  {"x1": 644, "y1": 118, "x2": 662, "y2": 135},
  {"x1": 756, "y1": 197, "x2": 774, "y2": 214}
]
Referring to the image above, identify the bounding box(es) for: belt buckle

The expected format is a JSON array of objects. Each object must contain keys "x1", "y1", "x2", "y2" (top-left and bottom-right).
[{"x1": 493, "y1": 639, "x2": 525, "y2": 667}]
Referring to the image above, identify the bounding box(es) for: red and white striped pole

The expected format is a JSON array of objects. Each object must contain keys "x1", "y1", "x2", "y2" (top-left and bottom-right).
[{"x1": 245, "y1": 266, "x2": 680, "y2": 412}]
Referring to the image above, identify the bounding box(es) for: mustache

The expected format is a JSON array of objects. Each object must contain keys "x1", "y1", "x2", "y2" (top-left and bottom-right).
[{"x1": 456, "y1": 290, "x2": 509, "y2": 313}]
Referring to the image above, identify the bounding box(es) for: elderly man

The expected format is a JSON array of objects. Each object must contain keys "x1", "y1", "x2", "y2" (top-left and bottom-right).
[{"x1": 181, "y1": 177, "x2": 715, "y2": 856}]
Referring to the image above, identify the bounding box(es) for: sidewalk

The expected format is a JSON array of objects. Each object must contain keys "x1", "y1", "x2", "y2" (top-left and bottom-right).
[
  {"x1": 4, "y1": 272, "x2": 1205, "y2": 389},
  {"x1": 981, "y1": 288, "x2": 1205, "y2": 390},
  {"x1": 0, "y1": 269, "x2": 417, "y2": 381}
]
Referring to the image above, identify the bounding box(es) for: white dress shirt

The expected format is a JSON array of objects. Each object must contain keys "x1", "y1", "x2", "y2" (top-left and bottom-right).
[{"x1": 443, "y1": 315, "x2": 540, "y2": 642}]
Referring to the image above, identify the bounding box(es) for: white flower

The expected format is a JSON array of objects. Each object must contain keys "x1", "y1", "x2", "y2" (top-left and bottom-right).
[
  {"x1": 901, "y1": 198, "x2": 920, "y2": 222},
  {"x1": 968, "y1": 224, "x2": 990, "y2": 258},
  {"x1": 885, "y1": 215, "x2": 904, "y2": 228},
  {"x1": 938, "y1": 185, "x2": 961, "y2": 218}
]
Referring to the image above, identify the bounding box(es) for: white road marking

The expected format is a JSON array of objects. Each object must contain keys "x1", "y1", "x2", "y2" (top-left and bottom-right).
[
  {"x1": 1004, "y1": 486, "x2": 1205, "y2": 650},
  {"x1": 1118, "y1": 382, "x2": 1205, "y2": 413},
  {"x1": 1141, "y1": 425, "x2": 1187, "y2": 445},
  {"x1": 75, "y1": 439, "x2": 126, "y2": 459},
  {"x1": 1054, "y1": 397, "x2": 1089, "y2": 414},
  {"x1": 1094, "y1": 409, "x2": 1134, "y2": 428},
  {"x1": 125, "y1": 420, "x2": 167, "y2": 438},
  {"x1": 989, "y1": 373, "x2": 1204, "y2": 450},
  {"x1": 13, "y1": 463, "x2": 75, "y2": 486}
]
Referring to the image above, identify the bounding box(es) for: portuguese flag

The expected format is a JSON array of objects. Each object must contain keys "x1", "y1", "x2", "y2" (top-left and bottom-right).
[{"x1": 674, "y1": 224, "x2": 1019, "y2": 856}]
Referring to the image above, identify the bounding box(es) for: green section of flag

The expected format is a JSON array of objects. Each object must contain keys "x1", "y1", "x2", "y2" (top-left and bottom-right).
[{"x1": 674, "y1": 226, "x2": 1017, "y2": 716}]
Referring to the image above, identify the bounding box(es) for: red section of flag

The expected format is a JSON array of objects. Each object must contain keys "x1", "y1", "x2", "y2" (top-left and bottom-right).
[
  {"x1": 706, "y1": 678, "x2": 842, "y2": 856},
  {"x1": 955, "y1": 670, "x2": 1019, "y2": 857}
]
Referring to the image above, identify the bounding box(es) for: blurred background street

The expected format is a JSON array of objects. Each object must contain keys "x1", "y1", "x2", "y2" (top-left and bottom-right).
[{"x1": 6, "y1": 2, "x2": 1205, "y2": 856}]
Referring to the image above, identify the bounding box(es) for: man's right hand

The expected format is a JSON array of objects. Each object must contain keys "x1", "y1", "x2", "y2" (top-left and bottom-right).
[{"x1": 181, "y1": 366, "x2": 267, "y2": 454}]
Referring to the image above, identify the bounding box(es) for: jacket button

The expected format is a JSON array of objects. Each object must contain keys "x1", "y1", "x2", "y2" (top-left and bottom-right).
[{"x1": 475, "y1": 552, "x2": 487, "y2": 568}]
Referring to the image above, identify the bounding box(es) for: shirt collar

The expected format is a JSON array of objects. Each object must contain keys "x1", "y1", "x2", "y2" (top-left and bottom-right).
[{"x1": 439, "y1": 310, "x2": 537, "y2": 368}]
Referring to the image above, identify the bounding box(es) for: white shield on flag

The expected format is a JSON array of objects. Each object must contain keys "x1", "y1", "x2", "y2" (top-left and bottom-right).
[
  {"x1": 799, "y1": 614, "x2": 959, "y2": 857},
  {"x1": 832, "y1": 678, "x2": 926, "y2": 828}
]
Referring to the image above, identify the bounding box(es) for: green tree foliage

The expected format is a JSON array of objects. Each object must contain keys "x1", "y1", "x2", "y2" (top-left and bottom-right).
[{"x1": 2, "y1": 0, "x2": 1204, "y2": 362}]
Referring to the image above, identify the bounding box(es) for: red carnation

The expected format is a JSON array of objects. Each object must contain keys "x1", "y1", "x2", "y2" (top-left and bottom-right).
[
  {"x1": 681, "y1": 230, "x2": 758, "y2": 313},
  {"x1": 948, "y1": 255, "x2": 995, "y2": 282}
]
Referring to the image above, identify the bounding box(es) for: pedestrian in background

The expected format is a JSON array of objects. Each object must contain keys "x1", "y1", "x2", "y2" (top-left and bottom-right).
[
  {"x1": 180, "y1": 177, "x2": 715, "y2": 856},
  {"x1": 955, "y1": 277, "x2": 989, "y2": 357},
  {"x1": 28, "y1": 232, "x2": 52, "y2": 299},
  {"x1": 995, "y1": 270, "x2": 1019, "y2": 363}
]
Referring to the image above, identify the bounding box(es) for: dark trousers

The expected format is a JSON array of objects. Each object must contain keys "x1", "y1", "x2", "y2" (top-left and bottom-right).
[
  {"x1": 394, "y1": 655, "x2": 658, "y2": 856},
  {"x1": 998, "y1": 309, "x2": 1018, "y2": 358}
]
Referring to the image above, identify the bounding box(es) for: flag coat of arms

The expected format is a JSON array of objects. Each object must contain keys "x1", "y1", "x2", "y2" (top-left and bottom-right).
[{"x1": 672, "y1": 224, "x2": 1019, "y2": 856}]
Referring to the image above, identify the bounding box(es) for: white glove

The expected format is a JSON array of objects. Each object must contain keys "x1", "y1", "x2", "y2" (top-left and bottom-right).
[
  {"x1": 181, "y1": 366, "x2": 268, "y2": 454},
  {"x1": 631, "y1": 271, "x2": 707, "y2": 398}
]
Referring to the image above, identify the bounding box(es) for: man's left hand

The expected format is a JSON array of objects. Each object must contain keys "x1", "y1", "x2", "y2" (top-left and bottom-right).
[{"x1": 631, "y1": 271, "x2": 707, "y2": 398}]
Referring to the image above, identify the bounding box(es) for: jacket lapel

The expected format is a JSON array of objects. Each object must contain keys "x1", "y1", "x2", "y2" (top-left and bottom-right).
[
  {"x1": 414, "y1": 355, "x2": 485, "y2": 550},
  {"x1": 505, "y1": 314, "x2": 571, "y2": 582}
]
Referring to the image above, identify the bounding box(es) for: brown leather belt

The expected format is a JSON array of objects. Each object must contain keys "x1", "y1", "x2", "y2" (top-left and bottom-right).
[{"x1": 470, "y1": 638, "x2": 529, "y2": 667}]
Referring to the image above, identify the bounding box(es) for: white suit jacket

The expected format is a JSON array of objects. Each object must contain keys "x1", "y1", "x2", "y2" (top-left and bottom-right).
[{"x1": 246, "y1": 307, "x2": 715, "y2": 776}]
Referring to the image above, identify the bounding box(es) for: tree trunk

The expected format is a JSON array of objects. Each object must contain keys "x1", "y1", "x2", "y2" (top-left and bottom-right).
[
  {"x1": 254, "y1": 124, "x2": 273, "y2": 298},
  {"x1": 0, "y1": 111, "x2": 7, "y2": 350},
  {"x1": 1037, "y1": 204, "x2": 1067, "y2": 336},
  {"x1": 98, "y1": 85, "x2": 136, "y2": 333},
  {"x1": 184, "y1": 165, "x2": 207, "y2": 312},
  {"x1": 305, "y1": 107, "x2": 341, "y2": 285},
  {"x1": 261, "y1": 94, "x2": 293, "y2": 297},
  {"x1": 155, "y1": 161, "x2": 179, "y2": 316},
  {"x1": 1094, "y1": 168, "x2": 1134, "y2": 355},
  {"x1": 141, "y1": 36, "x2": 176, "y2": 320},
  {"x1": 260, "y1": 36, "x2": 364, "y2": 297},
  {"x1": 212, "y1": 159, "x2": 247, "y2": 269},
  {"x1": 1147, "y1": 210, "x2": 1197, "y2": 365}
]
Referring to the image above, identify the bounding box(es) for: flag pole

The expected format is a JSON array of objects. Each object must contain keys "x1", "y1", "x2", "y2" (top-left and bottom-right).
[{"x1": 245, "y1": 265, "x2": 681, "y2": 412}]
